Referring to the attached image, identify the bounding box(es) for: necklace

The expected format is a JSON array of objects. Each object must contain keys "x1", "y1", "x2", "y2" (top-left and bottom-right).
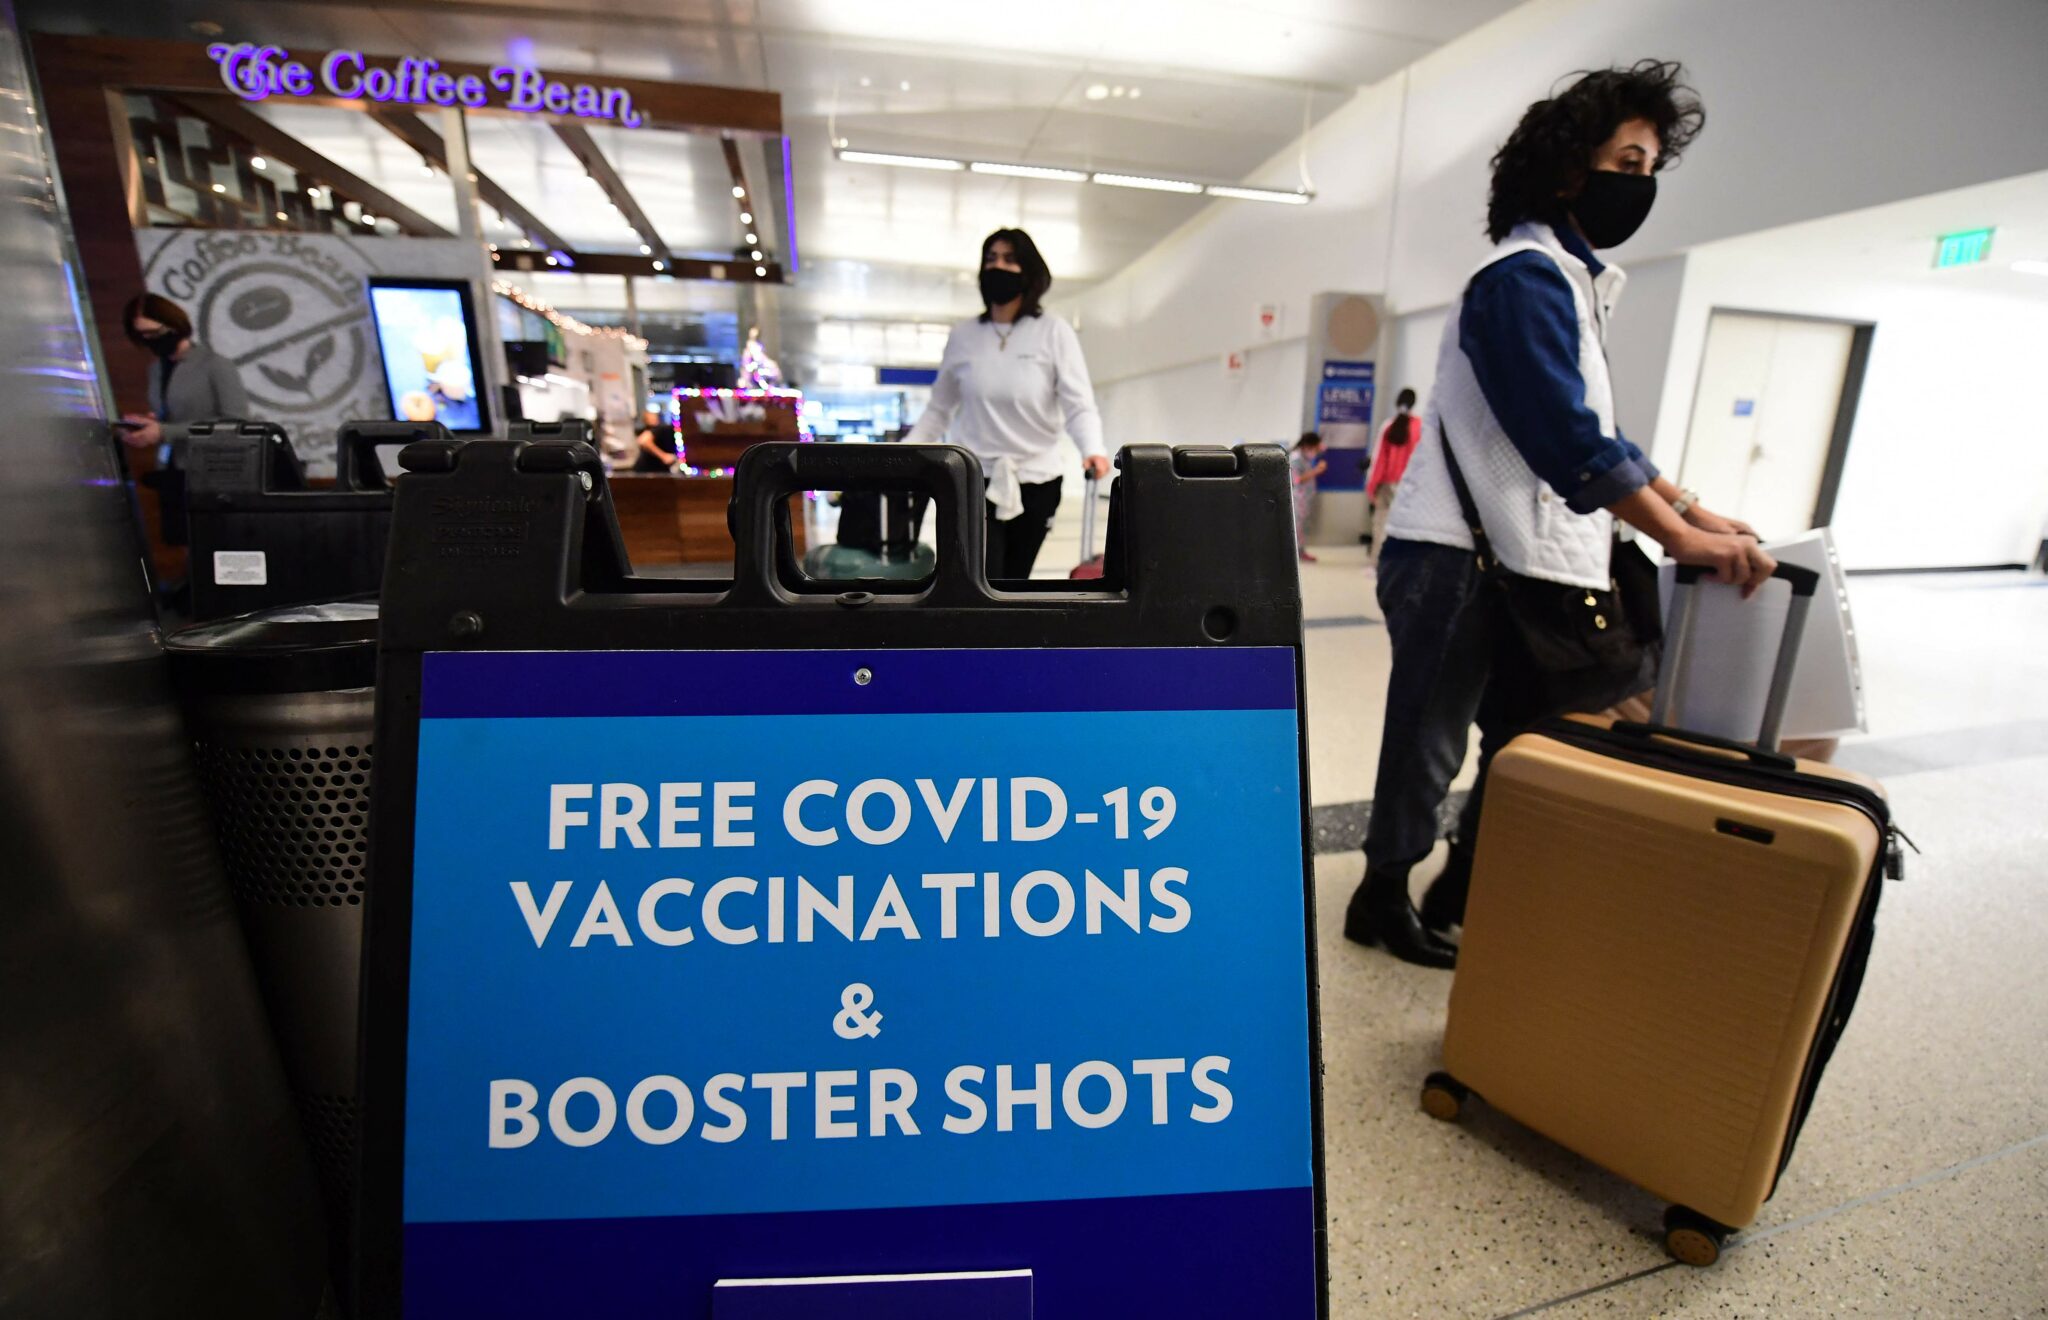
[{"x1": 992, "y1": 320, "x2": 1015, "y2": 351}]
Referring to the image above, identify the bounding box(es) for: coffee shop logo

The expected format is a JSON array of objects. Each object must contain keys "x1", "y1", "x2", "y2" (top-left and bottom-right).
[
  {"x1": 142, "y1": 232, "x2": 385, "y2": 463},
  {"x1": 207, "y1": 44, "x2": 646, "y2": 127}
]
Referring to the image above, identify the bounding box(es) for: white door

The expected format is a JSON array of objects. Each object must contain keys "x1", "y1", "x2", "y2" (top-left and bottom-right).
[{"x1": 1678, "y1": 312, "x2": 1857, "y2": 537}]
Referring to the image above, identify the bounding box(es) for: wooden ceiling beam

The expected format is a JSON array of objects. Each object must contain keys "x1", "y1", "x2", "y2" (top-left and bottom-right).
[
  {"x1": 550, "y1": 122, "x2": 672, "y2": 266},
  {"x1": 494, "y1": 249, "x2": 781, "y2": 284}
]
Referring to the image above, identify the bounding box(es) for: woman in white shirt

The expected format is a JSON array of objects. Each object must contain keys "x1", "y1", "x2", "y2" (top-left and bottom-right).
[{"x1": 907, "y1": 228, "x2": 1110, "y2": 580}]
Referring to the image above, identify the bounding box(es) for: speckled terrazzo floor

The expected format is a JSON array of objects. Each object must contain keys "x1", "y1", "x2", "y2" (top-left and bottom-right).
[{"x1": 1286, "y1": 551, "x2": 2048, "y2": 1318}]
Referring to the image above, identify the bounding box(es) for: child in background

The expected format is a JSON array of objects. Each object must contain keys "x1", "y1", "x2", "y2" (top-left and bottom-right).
[
  {"x1": 1366, "y1": 388, "x2": 1420, "y2": 566},
  {"x1": 1290, "y1": 431, "x2": 1327, "y2": 562}
]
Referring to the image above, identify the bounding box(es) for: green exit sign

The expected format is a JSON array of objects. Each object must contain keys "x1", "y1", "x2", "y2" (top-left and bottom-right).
[{"x1": 1935, "y1": 227, "x2": 1995, "y2": 268}]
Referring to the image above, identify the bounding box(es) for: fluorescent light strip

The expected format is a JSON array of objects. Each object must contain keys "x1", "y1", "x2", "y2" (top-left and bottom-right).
[
  {"x1": 2013, "y1": 259, "x2": 2048, "y2": 277},
  {"x1": 842, "y1": 147, "x2": 1314, "y2": 204},
  {"x1": 1091, "y1": 171, "x2": 1205, "y2": 194},
  {"x1": 1206, "y1": 184, "x2": 1310, "y2": 205},
  {"x1": 837, "y1": 149, "x2": 964, "y2": 171},
  {"x1": 970, "y1": 160, "x2": 1090, "y2": 182}
]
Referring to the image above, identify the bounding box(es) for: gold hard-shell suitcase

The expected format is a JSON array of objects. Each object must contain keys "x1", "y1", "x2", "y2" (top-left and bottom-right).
[{"x1": 1423, "y1": 563, "x2": 1904, "y2": 1267}]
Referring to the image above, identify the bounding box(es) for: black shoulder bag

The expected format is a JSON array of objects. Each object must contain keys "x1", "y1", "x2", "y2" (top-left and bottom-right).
[{"x1": 1438, "y1": 418, "x2": 1663, "y2": 711}]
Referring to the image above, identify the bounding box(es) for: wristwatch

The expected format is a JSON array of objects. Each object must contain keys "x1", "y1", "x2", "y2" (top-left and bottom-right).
[{"x1": 1670, "y1": 487, "x2": 1700, "y2": 517}]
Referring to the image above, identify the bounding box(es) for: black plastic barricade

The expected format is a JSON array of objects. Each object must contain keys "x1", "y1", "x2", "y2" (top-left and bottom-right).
[
  {"x1": 359, "y1": 440, "x2": 1327, "y2": 1319},
  {"x1": 183, "y1": 420, "x2": 448, "y2": 621}
]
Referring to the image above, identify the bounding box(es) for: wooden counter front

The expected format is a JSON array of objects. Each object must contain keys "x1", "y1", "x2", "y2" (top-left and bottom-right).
[{"x1": 608, "y1": 473, "x2": 807, "y2": 568}]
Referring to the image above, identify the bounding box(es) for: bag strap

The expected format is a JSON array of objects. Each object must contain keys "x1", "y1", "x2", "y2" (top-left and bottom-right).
[{"x1": 1436, "y1": 417, "x2": 1496, "y2": 572}]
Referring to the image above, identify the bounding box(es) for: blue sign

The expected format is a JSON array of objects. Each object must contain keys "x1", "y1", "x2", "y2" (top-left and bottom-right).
[
  {"x1": 1314, "y1": 360, "x2": 1375, "y2": 490},
  {"x1": 1733, "y1": 398, "x2": 1756, "y2": 417},
  {"x1": 207, "y1": 44, "x2": 646, "y2": 126},
  {"x1": 400, "y1": 646, "x2": 1317, "y2": 1316},
  {"x1": 1316, "y1": 361, "x2": 1376, "y2": 427}
]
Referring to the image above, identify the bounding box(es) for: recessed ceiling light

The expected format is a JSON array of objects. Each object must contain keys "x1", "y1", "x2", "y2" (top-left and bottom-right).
[
  {"x1": 899, "y1": 80, "x2": 910, "y2": 91},
  {"x1": 971, "y1": 161, "x2": 1090, "y2": 182},
  {"x1": 859, "y1": 76, "x2": 871, "y2": 88},
  {"x1": 1085, "y1": 83, "x2": 1109, "y2": 101},
  {"x1": 653, "y1": 260, "x2": 665, "y2": 270},
  {"x1": 362, "y1": 213, "x2": 377, "y2": 225},
  {"x1": 251, "y1": 156, "x2": 267, "y2": 170},
  {"x1": 545, "y1": 255, "x2": 557, "y2": 266},
  {"x1": 639, "y1": 244, "x2": 651, "y2": 254},
  {"x1": 275, "y1": 210, "x2": 287, "y2": 221},
  {"x1": 1112, "y1": 86, "x2": 1126, "y2": 97},
  {"x1": 1091, "y1": 171, "x2": 1203, "y2": 194},
  {"x1": 755, "y1": 265, "x2": 768, "y2": 277},
  {"x1": 1128, "y1": 88, "x2": 1142, "y2": 100},
  {"x1": 732, "y1": 185, "x2": 746, "y2": 198},
  {"x1": 745, "y1": 232, "x2": 758, "y2": 244},
  {"x1": 210, "y1": 182, "x2": 226, "y2": 193},
  {"x1": 740, "y1": 211, "x2": 753, "y2": 224}
]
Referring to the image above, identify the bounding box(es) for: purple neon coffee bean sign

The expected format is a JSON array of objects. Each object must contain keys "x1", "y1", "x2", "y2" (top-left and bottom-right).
[{"x1": 205, "y1": 43, "x2": 647, "y2": 127}]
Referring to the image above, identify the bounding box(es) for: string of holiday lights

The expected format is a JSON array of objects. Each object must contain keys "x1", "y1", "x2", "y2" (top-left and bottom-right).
[
  {"x1": 491, "y1": 279, "x2": 648, "y2": 351},
  {"x1": 667, "y1": 384, "x2": 815, "y2": 478}
]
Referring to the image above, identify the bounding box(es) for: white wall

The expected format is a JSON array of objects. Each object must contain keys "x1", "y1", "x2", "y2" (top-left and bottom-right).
[
  {"x1": 1095, "y1": 340, "x2": 1309, "y2": 448},
  {"x1": 1652, "y1": 248, "x2": 2048, "y2": 570},
  {"x1": 1604, "y1": 255, "x2": 1686, "y2": 450},
  {"x1": 1076, "y1": 0, "x2": 2048, "y2": 456},
  {"x1": 1074, "y1": 75, "x2": 1404, "y2": 446}
]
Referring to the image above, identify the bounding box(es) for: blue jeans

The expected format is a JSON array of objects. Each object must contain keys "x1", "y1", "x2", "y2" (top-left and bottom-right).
[{"x1": 1362, "y1": 538, "x2": 1552, "y2": 882}]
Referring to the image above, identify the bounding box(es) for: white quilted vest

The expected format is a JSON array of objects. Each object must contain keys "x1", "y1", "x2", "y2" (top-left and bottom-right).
[{"x1": 1383, "y1": 223, "x2": 1627, "y2": 590}]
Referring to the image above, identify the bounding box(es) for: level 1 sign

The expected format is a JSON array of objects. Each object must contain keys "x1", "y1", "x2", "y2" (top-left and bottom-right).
[
  {"x1": 399, "y1": 646, "x2": 1319, "y2": 1317},
  {"x1": 1314, "y1": 360, "x2": 1375, "y2": 490}
]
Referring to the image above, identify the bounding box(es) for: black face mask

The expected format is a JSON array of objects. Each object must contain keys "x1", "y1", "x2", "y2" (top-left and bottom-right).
[
  {"x1": 979, "y1": 266, "x2": 1026, "y2": 308},
  {"x1": 1568, "y1": 170, "x2": 1656, "y2": 248},
  {"x1": 138, "y1": 330, "x2": 180, "y2": 359}
]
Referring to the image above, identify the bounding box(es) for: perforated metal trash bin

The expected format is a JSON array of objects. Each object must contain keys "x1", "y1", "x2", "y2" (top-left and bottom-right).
[{"x1": 165, "y1": 599, "x2": 378, "y2": 1296}]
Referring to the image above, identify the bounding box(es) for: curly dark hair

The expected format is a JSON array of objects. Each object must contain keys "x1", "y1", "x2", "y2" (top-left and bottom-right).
[{"x1": 1485, "y1": 59, "x2": 1704, "y2": 242}]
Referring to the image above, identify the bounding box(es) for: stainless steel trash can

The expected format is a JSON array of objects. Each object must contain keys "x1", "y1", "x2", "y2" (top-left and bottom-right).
[{"x1": 165, "y1": 600, "x2": 377, "y2": 1296}]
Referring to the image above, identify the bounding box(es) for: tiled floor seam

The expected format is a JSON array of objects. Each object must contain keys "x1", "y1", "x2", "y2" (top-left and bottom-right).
[
  {"x1": 1734, "y1": 1128, "x2": 2048, "y2": 1249},
  {"x1": 1488, "y1": 1129, "x2": 2048, "y2": 1318},
  {"x1": 1489, "y1": 1261, "x2": 1682, "y2": 1319}
]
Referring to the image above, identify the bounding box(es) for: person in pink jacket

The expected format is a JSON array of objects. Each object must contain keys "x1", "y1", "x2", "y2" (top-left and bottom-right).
[{"x1": 1365, "y1": 387, "x2": 1419, "y2": 565}]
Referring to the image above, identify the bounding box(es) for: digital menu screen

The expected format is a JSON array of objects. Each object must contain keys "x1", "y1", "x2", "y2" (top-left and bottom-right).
[{"x1": 368, "y1": 279, "x2": 490, "y2": 434}]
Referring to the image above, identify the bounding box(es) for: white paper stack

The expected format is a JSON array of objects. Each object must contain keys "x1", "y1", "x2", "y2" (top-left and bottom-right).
[{"x1": 1654, "y1": 527, "x2": 1867, "y2": 742}]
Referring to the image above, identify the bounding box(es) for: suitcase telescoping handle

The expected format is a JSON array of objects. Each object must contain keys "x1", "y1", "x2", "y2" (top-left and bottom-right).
[
  {"x1": 1078, "y1": 472, "x2": 1101, "y2": 563},
  {"x1": 1652, "y1": 560, "x2": 1823, "y2": 751}
]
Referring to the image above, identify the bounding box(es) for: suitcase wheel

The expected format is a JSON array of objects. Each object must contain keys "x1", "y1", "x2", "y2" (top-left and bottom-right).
[
  {"x1": 1420, "y1": 1072, "x2": 1469, "y2": 1123},
  {"x1": 1663, "y1": 1205, "x2": 1732, "y2": 1267}
]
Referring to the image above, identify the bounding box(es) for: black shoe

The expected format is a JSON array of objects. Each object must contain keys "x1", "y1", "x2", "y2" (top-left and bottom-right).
[{"x1": 1343, "y1": 872, "x2": 1457, "y2": 969}]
